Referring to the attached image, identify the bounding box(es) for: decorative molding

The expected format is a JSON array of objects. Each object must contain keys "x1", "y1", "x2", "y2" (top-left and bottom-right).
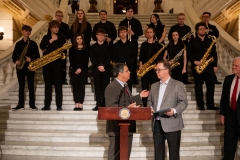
[{"x1": 44, "y1": 15, "x2": 53, "y2": 21}]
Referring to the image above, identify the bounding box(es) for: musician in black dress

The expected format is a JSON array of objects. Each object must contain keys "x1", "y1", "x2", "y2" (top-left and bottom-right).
[
  {"x1": 12, "y1": 25, "x2": 40, "y2": 110},
  {"x1": 40, "y1": 20, "x2": 66, "y2": 111},
  {"x1": 90, "y1": 28, "x2": 111, "y2": 111},
  {"x1": 163, "y1": 30, "x2": 186, "y2": 82},
  {"x1": 69, "y1": 33, "x2": 89, "y2": 111},
  {"x1": 139, "y1": 27, "x2": 164, "y2": 107},
  {"x1": 112, "y1": 26, "x2": 136, "y2": 91},
  {"x1": 147, "y1": 14, "x2": 166, "y2": 44}
]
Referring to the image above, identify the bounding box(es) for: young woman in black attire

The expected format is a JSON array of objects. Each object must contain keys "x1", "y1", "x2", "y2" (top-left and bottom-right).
[
  {"x1": 146, "y1": 14, "x2": 166, "y2": 44},
  {"x1": 69, "y1": 33, "x2": 89, "y2": 111},
  {"x1": 163, "y1": 30, "x2": 187, "y2": 82},
  {"x1": 139, "y1": 27, "x2": 164, "y2": 107}
]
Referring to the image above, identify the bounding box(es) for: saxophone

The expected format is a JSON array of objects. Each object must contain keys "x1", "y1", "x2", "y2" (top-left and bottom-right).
[
  {"x1": 28, "y1": 43, "x2": 72, "y2": 71},
  {"x1": 195, "y1": 35, "x2": 216, "y2": 74},
  {"x1": 181, "y1": 31, "x2": 193, "y2": 41},
  {"x1": 137, "y1": 42, "x2": 165, "y2": 77},
  {"x1": 170, "y1": 44, "x2": 186, "y2": 69},
  {"x1": 17, "y1": 39, "x2": 30, "y2": 70}
]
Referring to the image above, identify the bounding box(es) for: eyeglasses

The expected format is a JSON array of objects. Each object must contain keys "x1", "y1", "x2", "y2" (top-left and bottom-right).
[{"x1": 155, "y1": 68, "x2": 167, "y2": 73}]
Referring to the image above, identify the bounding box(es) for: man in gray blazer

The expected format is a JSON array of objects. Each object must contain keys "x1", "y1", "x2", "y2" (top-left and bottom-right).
[
  {"x1": 147, "y1": 60, "x2": 188, "y2": 160},
  {"x1": 105, "y1": 63, "x2": 149, "y2": 160}
]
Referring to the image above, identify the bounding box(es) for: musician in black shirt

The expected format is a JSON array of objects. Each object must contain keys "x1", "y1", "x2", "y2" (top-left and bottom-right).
[
  {"x1": 188, "y1": 22, "x2": 219, "y2": 110},
  {"x1": 112, "y1": 26, "x2": 136, "y2": 91},
  {"x1": 90, "y1": 28, "x2": 111, "y2": 111},
  {"x1": 69, "y1": 33, "x2": 89, "y2": 111},
  {"x1": 40, "y1": 20, "x2": 66, "y2": 111},
  {"x1": 139, "y1": 27, "x2": 164, "y2": 106},
  {"x1": 119, "y1": 6, "x2": 143, "y2": 84},
  {"x1": 92, "y1": 10, "x2": 117, "y2": 45},
  {"x1": 12, "y1": 25, "x2": 40, "y2": 110},
  {"x1": 47, "y1": 10, "x2": 70, "y2": 85},
  {"x1": 163, "y1": 30, "x2": 186, "y2": 82}
]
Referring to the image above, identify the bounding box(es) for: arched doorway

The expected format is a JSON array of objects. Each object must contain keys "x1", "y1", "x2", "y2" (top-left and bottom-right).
[{"x1": 113, "y1": 0, "x2": 138, "y2": 14}]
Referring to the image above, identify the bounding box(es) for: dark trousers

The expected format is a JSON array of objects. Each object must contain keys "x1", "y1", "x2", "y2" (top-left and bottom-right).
[
  {"x1": 108, "y1": 134, "x2": 133, "y2": 160},
  {"x1": 92, "y1": 68, "x2": 110, "y2": 106},
  {"x1": 153, "y1": 120, "x2": 181, "y2": 160},
  {"x1": 62, "y1": 58, "x2": 67, "y2": 83},
  {"x1": 43, "y1": 60, "x2": 63, "y2": 107},
  {"x1": 192, "y1": 66, "x2": 215, "y2": 108},
  {"x1": 223, "y1": 107, "x2": 240, "y2": 160},
  {"x1": 16, "y1": 67, "x2": 35, "y2": 107},
  {"x1": 171, "y1": 65, "x2": 183, "y2": 82},
  {"x1": 141, "y1": 69, "x2": 159, "y2": 106},
  {"x1": 71, "y1": 1, "x2": 79, "y2": 13},
  {"x1": 70, "y1": 68, "x2": 87, "y2": 103}
]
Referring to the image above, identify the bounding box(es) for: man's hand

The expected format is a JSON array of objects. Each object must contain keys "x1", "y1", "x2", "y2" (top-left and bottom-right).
[
  {"x1": 151, "y1": 108, "x2": 154, "y2": 116},
  {"x1": 106, "y1": 38, "x2": 111, "y2": 43},
  {"x1": 128, "y1": 102, "x2": 140, "y2": 108},
  {"x1": 98, "y1": 66, "x2": 105, "y2": 72},
  {"x1": 213, "y1": 67, "x2": 218, "y2": 73},
  {"x1": 15, "y1": 60, "x2": 20, "y2": 65},
  {"x1": 194, "y1": 61, "x2": 202, "y2": 66},
  {"x1": 26, "y1": 56, "x2": 31, "y2": 62},
  {"x1": 50, "y1": 35, "x2": 58, "y2": 43},
  {"x1": 186, "y1": 34, "x2": 191, "y2": 39},
  {"x1": 220, "y1": 116, "x2": 225, "y2": 125},
  {"x1": 165, "y1": 109, "x2": 174, "y2": 116},
  {"x1": 140, "y1": 90, "x2": 149, "y2": 98},
  {"x1": 75, "y1": 68, "x2": 82, "y2": 75}
]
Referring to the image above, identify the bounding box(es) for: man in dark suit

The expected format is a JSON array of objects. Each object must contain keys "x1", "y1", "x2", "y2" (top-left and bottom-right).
[
  {"x1": 220, "y1": 57, "x2": 240, "y2": 160},
  {"x1": 105, "y1": 63, "x2": 149, "y2": 160},
  {"x1": 147, "y1": 60, "x2": 188, "y2": 160}
]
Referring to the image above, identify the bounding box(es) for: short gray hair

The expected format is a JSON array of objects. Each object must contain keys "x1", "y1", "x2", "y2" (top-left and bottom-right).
[{"x1": 113, "y1": 63, "x2": 126, "y2": 77}]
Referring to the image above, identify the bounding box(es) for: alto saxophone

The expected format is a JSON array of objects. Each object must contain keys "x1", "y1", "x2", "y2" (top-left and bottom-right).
[
  {"x1": 28, "y1": 43, "x2": 72, "y2": 71},
  {"x1": 137, "y1": 42, "x2": 165, "y2": 77},
  {"x1": 170, "y1": 44, "x2": 186, "y2": 69},
  {"x1": 17, "y1": 39, "x2": 30, "y2": 70},
  {"x1": 181, "y1": 31, "x2": 193, "y2": 41},
  {"x1": 195, "y1": 35, "x2": 216, "y2": 74}
]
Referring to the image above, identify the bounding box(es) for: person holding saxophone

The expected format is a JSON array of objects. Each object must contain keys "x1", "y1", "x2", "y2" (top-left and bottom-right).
[
  {"x1": 163, "y1": 30, "x2": 186, "y2": 82},
  {"x1": 12, "y1": 25, "x2": 40, "y2": 110}
]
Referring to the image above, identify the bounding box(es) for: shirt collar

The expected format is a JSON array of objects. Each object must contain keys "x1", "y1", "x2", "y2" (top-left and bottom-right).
[
  {"x1": 160, "y1": 77, "x2": 171, "y2": 85},
  {"x1": 115, "y1": 78, "x2": 125, "y2": 87}
]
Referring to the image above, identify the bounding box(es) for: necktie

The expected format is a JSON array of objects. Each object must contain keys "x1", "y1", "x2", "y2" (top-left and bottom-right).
[
  {"x1": 124, "y1": 84, "x2": 132, "y2": 103},
  {"x1": 231, "y1": 76, "x2": 239, "y2": 111}
]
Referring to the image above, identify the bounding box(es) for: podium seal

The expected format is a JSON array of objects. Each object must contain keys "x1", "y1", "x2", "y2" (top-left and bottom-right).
[{"x1": 119, "y1": 108, "x2": 131, "y2": 120}]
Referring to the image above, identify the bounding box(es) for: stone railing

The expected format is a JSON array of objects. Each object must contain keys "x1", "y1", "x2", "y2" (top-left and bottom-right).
[
  {"x1": 0, "y1": 21, "x2": 48, "y2": 98},
  {"x1": 184, "y1": 0, "x2": 240, "y2": 76}
]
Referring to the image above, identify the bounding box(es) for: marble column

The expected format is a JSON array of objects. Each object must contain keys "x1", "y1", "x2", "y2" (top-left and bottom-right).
[
  {"x1": 88, "y1": 0, "x2": 98, "y2": 13},
  {"x1": 153, "y1": 0, "x2": 164, "y2": 13}
]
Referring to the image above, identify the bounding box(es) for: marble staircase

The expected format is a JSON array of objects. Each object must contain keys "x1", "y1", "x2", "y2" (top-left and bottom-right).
[{"x1": 0, "y1": 14, "x2": 238, "y2": 159}]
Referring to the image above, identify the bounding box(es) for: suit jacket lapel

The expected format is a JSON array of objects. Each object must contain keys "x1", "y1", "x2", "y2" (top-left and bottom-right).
[
  {"x1": 160, "y1": 78, "x2": 173, "y2": 108},
  {"x1": 154, "y1": 82, "x2": 160, "y2": 110}
]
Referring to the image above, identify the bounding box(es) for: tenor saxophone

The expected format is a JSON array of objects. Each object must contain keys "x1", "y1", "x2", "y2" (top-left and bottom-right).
[
  {"x1": 17, "y1": 39, "x2": 30, "y2": 70},
  {"x1": 28, "y1": 43, "x2": 72, "y2": 71},
  {"x1": 137, "y1": 43, "x2": 165, "y2": 77},
  {"x1": 195, "y1": 35, "x2": 216, "y2": 74},
  {"x1": 170, "y1": 44, "x2": 186, "y2": 69}
]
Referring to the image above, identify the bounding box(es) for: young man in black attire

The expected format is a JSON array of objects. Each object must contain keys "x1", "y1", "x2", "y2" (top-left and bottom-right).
[
  {"x1": 48, "y1": 10, "x2": 70, "y2": 85},
  {"x1": 12, "y1": 25, "x2": 40, "y2": 110},
  {"x1": 112, "y1": 26, "x2": 136, "y2": 91},
  {"x1": 168, "y1": 13, "x2": 192, "y2": 84},
  {"x1": 90, "y1": 28, "x2": 111, "y2": 111},
  {"x1": 202, "y1": 11, "x2": 221, "y2": 84},
  {"x1": 92, "y1": 10, "x2": 117, "y2": 45},
  {"x1": 119, "y1": 6, "x2": 143, "y2": 84},
  {"x1": 188, "y1": 22, "x2": 219, "y2": 111},
  {"x1": 40, "y1": 20, "x2": 66, "y2": 111}
]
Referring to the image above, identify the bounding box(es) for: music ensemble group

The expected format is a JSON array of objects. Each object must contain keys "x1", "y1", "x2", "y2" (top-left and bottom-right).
[{"x1": 11, "y1": 6, "x2": 240, "y2": 160}]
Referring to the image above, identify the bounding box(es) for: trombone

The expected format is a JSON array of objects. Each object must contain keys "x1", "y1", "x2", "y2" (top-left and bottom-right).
[{"x1": 128, "y1": 21, "x2": 131, "y2": 41}]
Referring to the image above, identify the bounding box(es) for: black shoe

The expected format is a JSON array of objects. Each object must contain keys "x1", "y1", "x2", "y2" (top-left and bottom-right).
[
  {"x1": 184, "y1": 81, "x2": 192, "y2": 84},
  {"x1": 73, "y1": 108, "x2": 78, "y2": 111},
  {"x1": 30, "y1": 106, "x2": 38, "y2": 110},
  {"x1": 92, "y1": 106, "x2": 98, "y2": 111},
  {"x1": 12, "y1": 105, "x2": 24, "y2": 111},
  {"x1": 207, "y1": 106, "x2": 219, "y2": 110},
  {"x1": 215, "y1": 81, "x2": 222, "y2": 84},
  {"x1": 197, "y1": 106, "x2": 205, "y2": 110},
  {"x1": 41, "y1": 106, "x2": 51, "y2": 111},
  {"x1": 79, "y1": 108, "x2": 83, "y2": 111},
  {"x1": 57, "y1": 106, "x2": 63, "y2": 111}
]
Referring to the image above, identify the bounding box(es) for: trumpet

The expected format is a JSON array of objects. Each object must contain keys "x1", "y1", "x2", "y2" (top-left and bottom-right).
[{"x1": 128, "y1": 21, "x2": 131, "y2": 42}]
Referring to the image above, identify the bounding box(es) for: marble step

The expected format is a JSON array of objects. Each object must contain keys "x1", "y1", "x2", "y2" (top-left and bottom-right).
[
  {"x1": 3, "y1": 129, "x2": 223, "y2": 143},
  {"x1": 7, "y1": 109, "x2": 221, "y2": 119},
  {"x1": 3, "y1": 118, "x2": 222, "y2": 130},
  {"x1": 1, "y1": 141, "x2": 236, "y2": 157}
]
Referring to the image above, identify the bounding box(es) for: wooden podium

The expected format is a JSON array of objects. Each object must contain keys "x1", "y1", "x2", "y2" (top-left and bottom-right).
[{"x1": 98, "y1": 107, "x2": 151, "y2": 160}]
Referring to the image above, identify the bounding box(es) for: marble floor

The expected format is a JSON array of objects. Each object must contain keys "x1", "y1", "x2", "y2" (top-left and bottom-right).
[{"x1": 0, "y1": 155, "x2": 240, "y2": 160}]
